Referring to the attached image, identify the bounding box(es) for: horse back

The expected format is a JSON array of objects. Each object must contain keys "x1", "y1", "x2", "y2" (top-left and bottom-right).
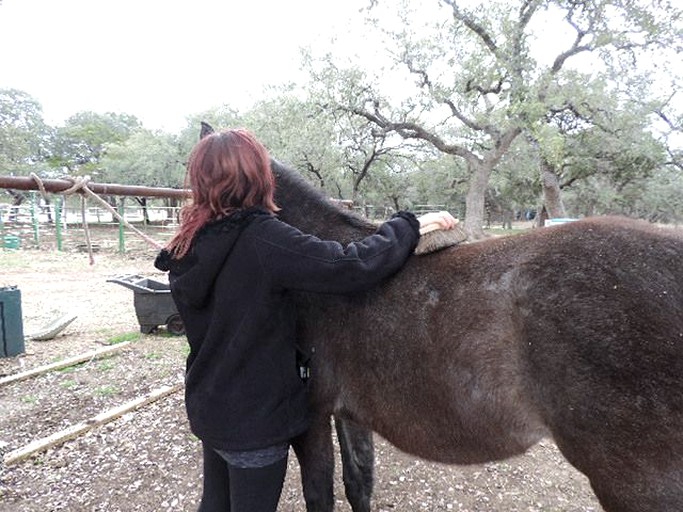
[{"x1": 299, "y1": 216, "x2": 683, "y2": 468}]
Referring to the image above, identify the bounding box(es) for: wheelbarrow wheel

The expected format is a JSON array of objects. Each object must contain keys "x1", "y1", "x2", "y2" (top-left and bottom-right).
[
  {"x1": 140, "y1": 324, "x2": 158, "y2": 334},
  {"x1": 166, "y1": 314, "x2": 185, "y2": 336}
]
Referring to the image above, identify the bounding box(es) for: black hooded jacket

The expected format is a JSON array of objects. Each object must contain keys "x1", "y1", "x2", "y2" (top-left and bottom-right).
[{"x1": 154, "y1": 208, "x2": 420, "y2": 451}]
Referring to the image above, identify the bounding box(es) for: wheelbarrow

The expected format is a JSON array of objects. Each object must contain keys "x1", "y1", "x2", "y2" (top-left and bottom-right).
[{"x1": 107, "y1": 274, "x2": 185, "y2": 335}]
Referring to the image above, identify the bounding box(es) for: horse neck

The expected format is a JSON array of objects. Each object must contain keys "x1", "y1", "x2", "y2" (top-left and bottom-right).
[
  {"x1": 273, "y1": 162, "x2": 376, "y2": 244},
  {"x1": 279, "y1": 196, "x2": 376, "y2": 244}
]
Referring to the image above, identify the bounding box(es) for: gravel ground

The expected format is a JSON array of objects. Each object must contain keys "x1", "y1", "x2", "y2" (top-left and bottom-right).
[{"x1": 0, "y1": 248, "x2": 602, "y2": 511}]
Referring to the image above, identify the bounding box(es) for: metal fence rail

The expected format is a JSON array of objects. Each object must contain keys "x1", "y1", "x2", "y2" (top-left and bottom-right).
[{"x1": 1, "y1": 204, "x2": 180, "y2": 254}]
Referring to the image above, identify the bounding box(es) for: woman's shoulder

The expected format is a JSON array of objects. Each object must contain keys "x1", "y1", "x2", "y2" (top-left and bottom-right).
[
  {"x1": 201, "y1": 207, "x2": 272, "y2": 234},
  {"x1": 244, "y1": 212, "x2": 301, "y2": 239}
]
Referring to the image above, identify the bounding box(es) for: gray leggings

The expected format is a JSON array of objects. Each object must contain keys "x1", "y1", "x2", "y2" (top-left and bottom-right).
[{"x1": 197, "y1": 442, "x2": 288, "y2": 512}]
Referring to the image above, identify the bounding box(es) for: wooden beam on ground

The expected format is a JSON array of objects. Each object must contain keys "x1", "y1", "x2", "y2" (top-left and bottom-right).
[
  {"x1": 3, "y1": 381, "x2": 184, "y2": 465},
  {"x1": 0, "y1": 176, "x2": 191, "y2": 200},
  {"x1": 0, "y1": 342, "x2": 130, "y2": 387}
]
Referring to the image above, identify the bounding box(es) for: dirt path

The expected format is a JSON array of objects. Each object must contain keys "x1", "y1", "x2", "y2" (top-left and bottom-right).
[{"x1": 0, "y1": 249, "x2": 601, "y2": 511}]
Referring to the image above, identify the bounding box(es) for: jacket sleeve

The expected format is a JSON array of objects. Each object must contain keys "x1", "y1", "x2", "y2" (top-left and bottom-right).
[{"x1": 254, "y1": 213, "x2": 420, "y2": 295}]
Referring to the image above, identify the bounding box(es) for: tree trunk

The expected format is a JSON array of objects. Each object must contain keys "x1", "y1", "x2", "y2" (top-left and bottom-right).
[
  {"x1": 540, "y1": 158, "x2": 566, "y2": 219},
  {"x1": 7, "y1": 190, "x2": 25, "y2": 221},
  {"x1": 463, "y1": 159, "x2": 493, "y2": 240},
  {"x1": 135, "y1": 197, "x2": 150, "y2": 225}
]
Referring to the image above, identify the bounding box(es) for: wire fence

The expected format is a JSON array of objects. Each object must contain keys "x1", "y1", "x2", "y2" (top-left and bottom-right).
[{"x1": 0, "y1": 202, "x2": 181, "y2": 254}]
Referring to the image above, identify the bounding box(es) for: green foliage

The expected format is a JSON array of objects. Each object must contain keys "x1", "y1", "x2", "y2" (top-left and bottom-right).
[
  {"x1": 49, "y1": 111, "x2": 141, "y2": 176},
  {"x1": 240, "y1": 92, "x2": 344, "y2": 191},
  {"x1": 0, "y1": 88, "x2": 50, "y2": 176},
  {"x1": 565, "y1": 164, "x2": 683, "y2": 223},
  {"x1": 100, "y1": 129, "x2": 185, "y2": 188},
  {"x1": 398, "y1": 152, "x2": 469, "y2": 213},
  {"x1": 494, "y1": 136, "x2": 544, "y2": 208}
]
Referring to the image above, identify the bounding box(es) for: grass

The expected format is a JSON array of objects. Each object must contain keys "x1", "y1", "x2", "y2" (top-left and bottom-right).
[
  {"x1": 95, "y1": 385, "x2": 119, "y2": 396},
  {"x1": 60, "y1": 379, "x2": 79, "y2": 390},
  {"x1": 155, "y1": 330, "x2": 179, "y2": 338},
  {"x1": 97, "y1": 360, "x2": 116, "y2": 371},
  {"x1": 20, "y1": 395, "x2": 38, "y2": 404},
  {"x1": 55, "y1": 363, "x2": 83, "y2": 373},
  {"x1": 106, "y1": 331, "x2": 141, "y2": 345},
  {"x1": 52, "y1": 355, "x2": 117, "y2": 373},
  {"x1": 181, "y1": 342, "x2": 190, "y2": 357}
]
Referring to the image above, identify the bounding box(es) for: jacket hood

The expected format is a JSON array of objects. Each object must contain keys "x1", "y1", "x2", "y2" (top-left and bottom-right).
[{"x1": 154, "y1": 208, "x2": 270, "y2": 308}]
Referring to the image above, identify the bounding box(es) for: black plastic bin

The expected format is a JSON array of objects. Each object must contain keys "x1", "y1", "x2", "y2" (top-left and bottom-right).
[
  {"x1": 108, "y1": 275, "x2": 185, "y2": 335},
  {"x1": 1, "y1": 286, "x2": 25, "y2": 357}
]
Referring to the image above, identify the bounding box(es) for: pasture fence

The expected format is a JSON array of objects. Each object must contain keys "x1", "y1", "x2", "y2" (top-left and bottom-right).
[{"x1": 1, "y1": 198, "x2": 180, "y2": 255}]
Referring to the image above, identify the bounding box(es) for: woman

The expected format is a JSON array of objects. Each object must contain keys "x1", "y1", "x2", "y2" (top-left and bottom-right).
[{"x1": 154, "y1": 128, "x2": 456, "y2": 512}]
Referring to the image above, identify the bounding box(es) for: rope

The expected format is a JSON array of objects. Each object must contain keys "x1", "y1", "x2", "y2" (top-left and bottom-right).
[
  {"x1": 64, "y1": 176, "x2": 164, "y2": 250},
  {"x1": 29, "y1": 173, "x2": 49, "y2": 200},
  {"x1": 80, "y1": 195, "x2": 95, "y2": 265},
  {"x1": 26, "y1": 174, "x2": 164, "y2": 262},
  {"x1": 62, "y1": 176, "x2": 95, "y2": 265},
  {"x1": 62, "y1": 175, "x2": 91, "y2": 195}
]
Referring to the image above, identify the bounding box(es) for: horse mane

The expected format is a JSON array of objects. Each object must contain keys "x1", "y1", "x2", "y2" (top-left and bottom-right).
[{"x1": 271, "y1": 159, "x2": 376, "y2": 243}]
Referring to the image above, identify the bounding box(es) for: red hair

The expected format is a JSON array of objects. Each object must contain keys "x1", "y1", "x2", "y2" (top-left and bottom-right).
[{"x1": 167, "y1": 129, "x2": 279, "y2": 258}]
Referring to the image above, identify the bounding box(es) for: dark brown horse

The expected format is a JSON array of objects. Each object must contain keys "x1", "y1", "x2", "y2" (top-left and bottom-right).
[
  {"x1": 268, "y1": 160, "x2": 683, "y2": 512},
  {"x1": 198, "y1": 123, "x2": 683, "y2": 511}
]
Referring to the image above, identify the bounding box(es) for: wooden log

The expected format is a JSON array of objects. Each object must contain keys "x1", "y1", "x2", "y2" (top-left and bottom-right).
[
  {"x1": 3, "y1": 382, "x2": 184, "y2": 465},
  {"x1": 0, "y1": 176, "x2": 191, "y2": 200},
  {"x1": 0, "y1": 342, "x2": 130, "y2": 387}
]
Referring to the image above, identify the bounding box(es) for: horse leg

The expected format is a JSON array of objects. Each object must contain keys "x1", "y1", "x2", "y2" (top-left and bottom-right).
[
  {"x1": 334, "y1": 417, "x2": 374, "y2": 512},
  {"x1": 291, "y1": 414, "x2": 335, "y2": 512}
]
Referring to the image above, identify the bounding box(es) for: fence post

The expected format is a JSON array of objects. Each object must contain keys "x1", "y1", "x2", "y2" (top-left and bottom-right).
[
  {"x1": 55, "y1": 197, "x2": 63, "y2": 251},
  {"x1": 118, "y1": 197, "x2": 125, "y2": 254},
  {"x1": 0, "y1": 206, "x2": 4, "y2": 250},
  {"x1": 30, "y1": 192, "x2": 39, "y2": 245}
]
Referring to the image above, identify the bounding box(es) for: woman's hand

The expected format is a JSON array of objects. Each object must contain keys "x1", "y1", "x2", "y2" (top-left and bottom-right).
[{"x1": 417, "y1": 211, "x2": 459, "y2": 235}]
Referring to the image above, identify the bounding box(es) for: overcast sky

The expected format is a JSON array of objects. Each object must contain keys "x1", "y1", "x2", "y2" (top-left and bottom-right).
[
  {"x1": 0, "y1": 0, "x2": 366, "y2": 132},
  {"x1": 2, "y1": 0, "x2": 680, "y2": 140}
]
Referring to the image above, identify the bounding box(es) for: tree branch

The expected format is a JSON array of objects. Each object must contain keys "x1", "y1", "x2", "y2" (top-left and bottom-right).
[
  {"x1": 485, "y1": 126, "x2": 523, "y2": 168},
  {"x1": 510, "y1": 0, "x2": 541, "y2": 79},
  {"x1": 403, "y1": 56, "x2": 491, "y2": 134},
  {"x1": 655, "y1": 108, "x2": 682, "y2": 133},
  {"x1": 551, "y1": 31, "x2": 593, "y2": 74},
  {"x1": 465, "y1": 77, "x2": 504, "y2": 96},
  {"x1": 441, "y1": 0, "x2": 499, "y2": 55},
  {"x1": 518, "y1": 0, "x2": 539, "y2": 27},
  {"x1": 347, "y1": 102, "x2": 478, "y2": 163}
]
